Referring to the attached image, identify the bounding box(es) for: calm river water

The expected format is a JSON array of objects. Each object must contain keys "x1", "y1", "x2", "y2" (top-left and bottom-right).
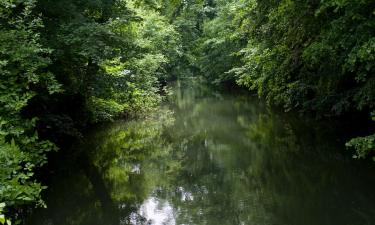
[{"x1": 27, "y1": 82, "x2": 375, "y2": 225}]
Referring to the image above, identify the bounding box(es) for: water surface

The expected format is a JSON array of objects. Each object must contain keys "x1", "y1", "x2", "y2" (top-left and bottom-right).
[{"x1": 27, "y1": 83, "x2": 375, "y2": 225}]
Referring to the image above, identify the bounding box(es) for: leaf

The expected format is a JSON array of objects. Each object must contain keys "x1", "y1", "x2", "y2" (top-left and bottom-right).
[{"x1": 0, "y1": 215, "x2": 5, "y2": 224}]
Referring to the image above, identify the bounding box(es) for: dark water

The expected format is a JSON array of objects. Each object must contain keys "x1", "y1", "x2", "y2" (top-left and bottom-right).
[{"x1": 27, "y1": 82, "x2": 375, "y2": 225}]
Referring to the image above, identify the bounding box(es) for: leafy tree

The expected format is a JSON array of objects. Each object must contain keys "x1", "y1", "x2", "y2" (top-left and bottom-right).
[
  {"x1": 0, "y1": 0, "x2": 60, "y2": 214},
  {"x1": 195, "y1": 0, "x2": 245, "y2": 85},
  {"x1": 0, "y1": 0, "x2": 181, "y2": 217}
]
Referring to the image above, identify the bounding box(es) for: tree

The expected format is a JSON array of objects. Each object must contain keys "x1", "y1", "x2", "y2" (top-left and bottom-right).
[{"x1": 0, "y1": 0, "x2": 60, "y2": 212}]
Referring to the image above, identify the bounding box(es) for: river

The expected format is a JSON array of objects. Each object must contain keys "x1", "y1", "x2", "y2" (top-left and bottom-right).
[{"x1": 27, "y1": 81, "x2": 375, "y2": 225}]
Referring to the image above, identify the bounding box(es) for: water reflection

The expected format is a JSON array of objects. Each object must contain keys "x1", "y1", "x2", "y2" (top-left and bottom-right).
[
  {"x1": 27, "y1": 82, "x2": 375, "y2": 225},
  {"x1": 130, "y1": 197, "x2": 176, "y2": 225}
]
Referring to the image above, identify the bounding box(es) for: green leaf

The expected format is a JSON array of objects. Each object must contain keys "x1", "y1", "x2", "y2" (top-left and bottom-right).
[{"x1": 0, "y1": 215, "x2": 5, "y2": 224}]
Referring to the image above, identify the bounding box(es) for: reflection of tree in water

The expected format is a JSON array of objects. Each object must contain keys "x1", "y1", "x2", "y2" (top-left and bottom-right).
[
  {"x1": 27, "y1": 109, "x2": 176, "y2": 225},
  {"x1": 27, "y1": 85, "x2": 375, "y2": 225},
  {"x1": 87, "y1": 109, "x2": 176, "y2": 225},
  {"x1": 154, "y1": 89, "x2": 375, "y2": 225}
]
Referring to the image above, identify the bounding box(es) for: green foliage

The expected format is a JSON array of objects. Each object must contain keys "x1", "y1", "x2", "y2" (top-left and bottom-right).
[
  {"x1": 194, "y1": 0, "x2": 375, "y2": 159},
  {"x1": 85, "y1": 2, "x2": 181, "y2": 121},
  {"x1": 228, "y1": 0, "x2": 375, "y2": 116},
  {"x1": 346, "y1": 134, "x2": 375, "y2": 160},
  {"x1": 156, "y1": 0, "x2": 207, "y2": 78},
  {"x1": 192, "y1": 0, "x2": 369, "y2": 112},
  {"x1": 87, "y1": 97, "x2": 127, "y2": 122},
  {"x1": 0, "y1": 0, "x2": 180, "y2": 216},
  {"x1": 0, "y1": 0, "x2": 59, "y2": 211},
  {"x1": 195, "y1": 0, "x2": 245, "y2": 84},
  {"x1": 134, "y1": 7, "x2": 181, "y2": 63},
  {"x1": 346, "y1": 112, "x2": 375, "y2": 160},
  {"x1": 0, "y1": 202, "x2": 11, "y2": 225}
]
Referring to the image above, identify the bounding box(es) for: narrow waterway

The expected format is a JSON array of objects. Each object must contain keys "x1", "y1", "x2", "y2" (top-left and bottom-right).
[{"x1": 27, "y1": 82, "x2": 375, "y2": 225}]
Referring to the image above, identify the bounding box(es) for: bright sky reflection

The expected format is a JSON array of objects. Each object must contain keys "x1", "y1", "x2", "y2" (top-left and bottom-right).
[{"x1": 132, "y1": 197, "x2": 176, "y2": 225}]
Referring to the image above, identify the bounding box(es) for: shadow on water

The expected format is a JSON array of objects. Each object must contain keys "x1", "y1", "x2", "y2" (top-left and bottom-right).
[{"x1": 27, "y1": 80, "x2": 375, "y2": 225}]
